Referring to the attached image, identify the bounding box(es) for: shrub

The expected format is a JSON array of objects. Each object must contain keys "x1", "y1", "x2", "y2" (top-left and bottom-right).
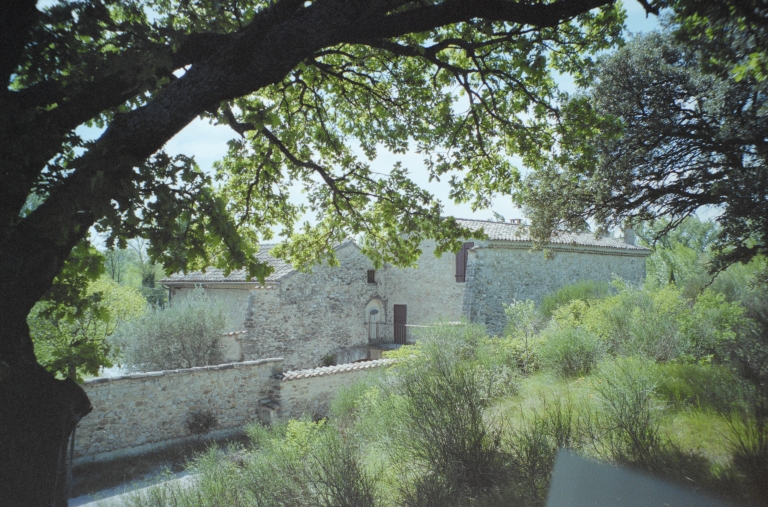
[
  {"x1": 184, "y1": 408, "x2": 219, "y2": 441},
  {"x1": 391, "y1": 342, "x2": 510, "y2": 496},
  {"x1": 242, "y1": 419, "x2": 377, "y2": 507},
  {"x1": 500, "y1": 335, "x2": 541, "y2": 373},
  {"x1": 475, "y1": 364, "x2": 521, "y2": 404},
  {"x1": 321, "y1": 353, "x2": 337, "y2": 367},
  {"x1": 111, "y1": 286, "x2": 229, "y2": 371},
  {"x1": 537, "y1": 326, "x2": 604, "y2": 378},
  {"x1": 540, "y1": 280, "x2": 611, "y2": 318},
  {"x1": 307, "y1": 429, "x2": 378, "y2": 507},
  {"x1": 589, "y1": 358, "x2": 666, "y2": 467},
  {"x1": 552, "y1": 282, "x2": 741, "y2": 363},
  {"x1": 682, "y1": 289, "x2": 744, "y2": 361},
  {"x1": 504, "y1": 300, "x2": 544, "y2": 373}
]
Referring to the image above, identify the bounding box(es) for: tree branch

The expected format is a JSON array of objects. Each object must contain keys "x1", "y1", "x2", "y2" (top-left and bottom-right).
[{"x1": 344, "y1": 0, "x2": 616, "y2": 43}]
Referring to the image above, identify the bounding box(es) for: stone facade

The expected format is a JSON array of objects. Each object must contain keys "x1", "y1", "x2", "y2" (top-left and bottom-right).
[
  {"x1": 463, "y1": 242, "x2": 647, "y2": 334},
  {"x1": 162, "y1": 219, "x2": 651, "y2": 370},
  {"x1": 75, "y1": 359, "x2": 282, "y2": 464},
  {"x1": 75, "y1": 358, "x2": 389, "y2": 464},
  {"x1": 241, "y1": 241, "x2": 465, "y2": 370}
]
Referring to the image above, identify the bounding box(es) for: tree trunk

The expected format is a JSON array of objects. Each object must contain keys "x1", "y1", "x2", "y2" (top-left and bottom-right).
[
  {"x1": 0, "y1": 344, "x2": 92, "y2": 507},
  {"x1": 0, "y1": 241, "x2": 93, "y2": 507}
]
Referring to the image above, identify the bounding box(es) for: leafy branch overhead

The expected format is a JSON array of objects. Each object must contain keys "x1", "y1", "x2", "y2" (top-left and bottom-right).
[{"x1": 3, "y1": 0, "x2": 628, "y2": 309}]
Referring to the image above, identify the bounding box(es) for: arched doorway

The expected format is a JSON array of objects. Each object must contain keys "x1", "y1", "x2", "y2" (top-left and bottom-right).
[{"x1": 365, "y1": 298, "x2": 385, "y2": 343}]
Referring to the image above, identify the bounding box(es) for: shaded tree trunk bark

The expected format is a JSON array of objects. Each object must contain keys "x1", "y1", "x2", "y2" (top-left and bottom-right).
[
  {"x1": 0, "y1": 339, "x2": 92, "y2": 507},
  {"x1": 0, "y1": 236, "x2": 93, "y2": 506}
]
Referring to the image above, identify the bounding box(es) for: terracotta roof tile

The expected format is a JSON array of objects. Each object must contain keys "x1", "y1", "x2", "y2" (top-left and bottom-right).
[
  {"x1": 161, "y1": 245, "x2": 294, "y2": 284},
  {"x1": 455, "y1": 219, "x2": 650, "y2": 253},
  {"x1": 163, "y1": 220, "x2": 648, "y2": 286},
  {"x1": 280, "y1": 359, "x2": 393, "y2": 382}
]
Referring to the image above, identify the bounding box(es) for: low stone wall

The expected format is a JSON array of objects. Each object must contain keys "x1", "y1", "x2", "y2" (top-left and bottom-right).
[
  {"x1": 278, "y1": 359, "x2": 392, "y2": 420},
  {"x1": 74, "y1": 358, "x2": 392, "y2": 464},
  {"x1": 75, "y1": 358, "x2": 282, "y2": 465}
]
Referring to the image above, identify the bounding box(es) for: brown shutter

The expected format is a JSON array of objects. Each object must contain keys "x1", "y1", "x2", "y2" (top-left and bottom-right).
[
  {"x1": 455, "y1": 242, "x2": 474, "y2": 282},
  {"x1": 394, "y1": 305, "x2": 407, "y2": 344},
  {"x1": 455, "y1": 245, "x2": 465, "y2": 282}
]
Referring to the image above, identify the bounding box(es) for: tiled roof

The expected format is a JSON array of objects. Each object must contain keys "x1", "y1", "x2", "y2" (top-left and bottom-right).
[
  {"x1": 455, "y1": 219, "x2": 650, "y2": 252},
  {"x1": 163, "y1": 220, "x2": 648, "y2": 286},
  {"x1": 280, "y1": 359, "x2": 393, "y2": 382},
  {"x1": 161, "y1": 245, "x2": 295, "y2": 284}
]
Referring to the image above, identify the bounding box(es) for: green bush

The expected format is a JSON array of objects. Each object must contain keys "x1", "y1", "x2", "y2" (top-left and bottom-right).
[
  {"x1": 537, "y1": 327, "x2": 604, "y2": 378},
  {"x1": 321, "y1": 353, "x2": 337, "y2": 367},
  {"x1": 540, "y1": 280, "x2": 611, "y2": 318},
  {"x1": 184, "y1": 408, "x2": 219, "y2": 441},
  {"x1": 111, "y1": 286, "x2": 229, "y2": 372},
  {"x1": 590, "y1": 358, "x2": 667, "y2": 467},
  {"x1": 499, "y1": 335, "x2": 541, "y2": 373},
  {"x1": 390, "y1": 337, "x2": 511, "y2": 497},
  {"x1": 241, "y1": 419, "x2": 378, "y2": 507},
  {"x1": 503, "y1": 300, "x2": 543, "y2": 374},
  {"x1": 551, "y1": 282, "x2": 743, "y2": 364}
]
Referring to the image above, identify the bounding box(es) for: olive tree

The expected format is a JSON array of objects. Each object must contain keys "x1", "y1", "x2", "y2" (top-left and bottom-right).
[{"x1": 112, "y1": 287, "x2": 228, "y2": 372}]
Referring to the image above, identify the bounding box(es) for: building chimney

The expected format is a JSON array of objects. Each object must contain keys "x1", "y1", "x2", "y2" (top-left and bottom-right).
[
  {"x1": 509, "y1": 218, "x2": 522, "y2": 225},
  {"x1": 623, "y1": 226, "x2": 635, "y2": 245}
]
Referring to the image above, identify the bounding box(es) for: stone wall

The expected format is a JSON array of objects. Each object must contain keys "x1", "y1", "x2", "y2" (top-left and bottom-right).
[
  {"x1": 242, "y1": 242, "x2": 465, "y2": 370},
  {"x1": 242, "y1": 244, "x2": 373, "y2": 371},
  {"x1": 465, "y1": 242, "x2": 648, "y2": 335},
  {"x1": 277, "y1": 359, "x2": 391, "y2": 420},
  {"x1": 75, "y1": 358, "x2": 282, "y2": 465},
  {"x1": 74, "y1": 357, "x2": 390, "y2": 464}
]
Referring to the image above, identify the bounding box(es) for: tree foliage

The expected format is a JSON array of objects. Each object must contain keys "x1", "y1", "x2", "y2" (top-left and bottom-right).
[
  {"x1": 29, "y1": 276, "x2": 146, "y2": 381},
  {"x1": 3, "y1": 0, "x2": 630, "y2": 299},
  {"x1": 520, "y1": 22, "x2": 768, "y2": 271}
]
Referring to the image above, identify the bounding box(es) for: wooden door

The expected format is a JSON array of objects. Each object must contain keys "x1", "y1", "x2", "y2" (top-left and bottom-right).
[{"x1": 394, "y1": 305, "x2": 407, "y2": 345}]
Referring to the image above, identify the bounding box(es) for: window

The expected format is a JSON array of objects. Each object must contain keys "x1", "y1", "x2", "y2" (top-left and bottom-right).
[
  {"x1": 455, "y1": 242, "x2": 474, "y2": 282},
  {"x1": 367, "y1": 269, "x2": 376, "y2": 284}
]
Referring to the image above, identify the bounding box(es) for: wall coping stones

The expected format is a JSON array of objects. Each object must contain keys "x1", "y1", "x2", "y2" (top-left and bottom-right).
[
  {"x1": 82, "y1": 357, "x2": 285, "y2": 384},
  {"x1": 280, "y1": 359, "x2": 393, "y2": 382}
]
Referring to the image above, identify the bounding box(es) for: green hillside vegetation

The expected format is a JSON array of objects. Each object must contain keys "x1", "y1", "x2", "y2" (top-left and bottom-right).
[{"x1": 121, "y1": 223, "x2": 768, "y2": 507}]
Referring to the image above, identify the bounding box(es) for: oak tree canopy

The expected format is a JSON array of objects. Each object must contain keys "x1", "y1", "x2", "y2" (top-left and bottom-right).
[
  {"x1": 520, "y1": 7, "x2": 768, "y2": 273},
  {"x1": 1, "y1": 0, "x2": 640, "y2": 504}
]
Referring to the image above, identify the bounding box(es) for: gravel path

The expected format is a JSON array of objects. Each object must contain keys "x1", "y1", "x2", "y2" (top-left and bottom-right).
[{"x1": 69, "y1": 471, "x2": 195, "y2": 507}]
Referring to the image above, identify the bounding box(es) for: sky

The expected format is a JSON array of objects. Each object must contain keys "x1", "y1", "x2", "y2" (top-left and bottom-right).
[{"x1": 38, "y1": 0, "x2": 664, "y2": 235}]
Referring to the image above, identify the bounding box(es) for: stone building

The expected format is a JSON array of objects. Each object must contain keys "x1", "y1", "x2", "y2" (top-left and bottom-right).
[{"x1": 161, "y1": 219, "x2": 650, "y2": 370}]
